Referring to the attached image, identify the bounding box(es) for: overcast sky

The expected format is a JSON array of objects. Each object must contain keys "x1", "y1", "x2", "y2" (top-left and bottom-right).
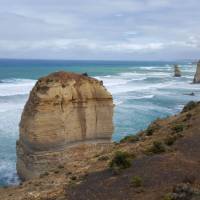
[{"x1": 0, "y1": 0, "x2": 199, "y2": 60}]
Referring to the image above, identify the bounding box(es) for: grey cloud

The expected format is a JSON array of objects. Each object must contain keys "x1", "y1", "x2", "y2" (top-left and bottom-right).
[{"x1": 0, "y1": 0, "x2": 199, "y2": 59}]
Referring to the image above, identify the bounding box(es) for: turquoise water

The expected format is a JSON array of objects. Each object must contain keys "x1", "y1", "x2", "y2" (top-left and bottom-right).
[{"x1": 0, "y1": 59, "x2": 200, "y2": 186}]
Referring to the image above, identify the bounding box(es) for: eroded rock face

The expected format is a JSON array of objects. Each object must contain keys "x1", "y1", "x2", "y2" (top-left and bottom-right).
[
  {"x1": 174, "y1": 64, "x2": 181, "y2": 77},
  {"x1": 17, "y1": 71, "x2": 114, "y2": 180},
  {"x1": 193, "y1": 61, "x2": 200, "y2": 83}
]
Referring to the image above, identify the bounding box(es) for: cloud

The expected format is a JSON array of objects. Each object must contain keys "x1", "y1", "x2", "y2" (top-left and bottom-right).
[
  {"x1": 0, "y1": 0, "x2": 199, "y2": 59},
  {"x1": 0, "y1": 36, "x2": 199, "y2": 53}
]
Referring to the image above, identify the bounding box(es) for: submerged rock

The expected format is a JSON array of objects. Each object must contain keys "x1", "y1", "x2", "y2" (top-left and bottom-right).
[
  {"x1": 17, "y1": 71, "x2": 114, "y2": 180},
  {"x1": 186, "y1": 92, "x2": 195, "y2": 96},
  {"x1": 174, "y1": 64, "x2": 181, "y2": 77},
  {"x1": 193, "y1": 60, "x2": 200, "y2": 83}
]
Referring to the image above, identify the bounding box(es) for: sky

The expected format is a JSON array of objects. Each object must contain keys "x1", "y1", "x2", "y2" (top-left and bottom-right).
[{"x1": 0, "y1": 0, "x2": 199, "y2": 60}]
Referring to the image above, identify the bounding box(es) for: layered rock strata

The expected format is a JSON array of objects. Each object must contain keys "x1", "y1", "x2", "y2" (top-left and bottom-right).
[
  {"x1": 17, "y1": 71, "x2": 114, "y2": 180},
  {"x1": 193, "y1": 60, "x2": 200, "y2": 83}
]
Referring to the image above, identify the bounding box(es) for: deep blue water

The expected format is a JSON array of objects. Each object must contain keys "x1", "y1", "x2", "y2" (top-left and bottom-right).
[{"x1": 0, "y1": 59, "x2": 199, "y2": 186}]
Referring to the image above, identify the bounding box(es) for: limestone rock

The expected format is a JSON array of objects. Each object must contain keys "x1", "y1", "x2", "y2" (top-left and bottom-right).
[
  {"x1": 17, "y1": 71, "x2": 114, "y2": 180},
  {"x1": 174, "y1": 64, "x2": 181, "y2": 77},
  {"x1": 193, "y1": 60, "x2": 200, "y2": 83}
]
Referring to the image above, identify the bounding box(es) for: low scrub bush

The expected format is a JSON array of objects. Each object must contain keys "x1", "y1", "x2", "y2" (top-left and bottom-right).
[
  {"x1": 98, "y1": 155, "x2": 109, "y2": 161},
  {"x1": 120, "y1": 135, "x2": 139, "y2": 143},
  {"x1": 172, "y1": 124, "x2": 184, "y2": 133},
  {"x1": 146, "y1": 123, "x2": 161, "y2": 136},
  {"x1": 131, "y1": 176, "x2": 143, "y2": 187},
  {"x1": 164, "y1": 136, "x2": 177, "y2": 146},
  {"x1": 109, "y1": 151, "x2": 132, "y2": 172},
  {"x1": 163, "y1": 194, "x2": 173, "y2": 200},
  {"x1": 146, "y1": 126, "x2": 154, "y2": 136},
  {"x1": 148, "y1": 141, "x2": 166, "y2": 154}
]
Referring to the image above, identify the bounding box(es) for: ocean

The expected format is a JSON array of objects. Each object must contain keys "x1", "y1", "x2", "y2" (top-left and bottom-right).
[{"x1": 0, "y1": 59, "x2": 200, "y2": 186}]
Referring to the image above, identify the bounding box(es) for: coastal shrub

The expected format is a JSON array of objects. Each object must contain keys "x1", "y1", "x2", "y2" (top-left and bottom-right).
[
  {"x1": 120, "y1": 135, "x2": 139, "y2": 143},
  {"x1": 148, "y1": 141, "x2": 166, "y2": 154},
  {"x1": 98, "y1": 155, "x2": 109, "y2": 161},
  {"x1": 131, "y1": 176, "x2": 143, "y2": 187},
  {"x1": 182, "y1": 101, "x2": 198, "y2": 113},
  {"x1": 163, "y1": 194, "x2": 173, "y2": 200},
  {"x1": 146, "y1": 123, "x2": 161, "y2": 136},
  {"x1": 146, "y1": 127, "x2": 154, "y2": 136},
  {"x1": 109, "y1": 151, "x2": 132, "y2": 172},
  {"x1": 164, "y1": 136, "x2": 177, "y2": 146},
  {"x1": 172, "y1": 124, "x2": 184, "y2": 133}
]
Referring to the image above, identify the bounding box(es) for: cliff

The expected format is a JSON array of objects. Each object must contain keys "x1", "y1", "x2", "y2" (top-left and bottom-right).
[
  {"x1": 193, "y1": 60, "x2": 200, "y2": 83},
  {"x1": 16, "y1": 71, "x2": 114, "y2": 180}
]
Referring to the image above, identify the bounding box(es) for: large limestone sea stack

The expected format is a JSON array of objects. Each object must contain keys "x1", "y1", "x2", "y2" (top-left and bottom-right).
[
  {"x1": 193, "y1": 60, "x2": 200, "y2": 83},
  {"x1": 17, "y1": 72, "x2": 114, "y2": 180}
]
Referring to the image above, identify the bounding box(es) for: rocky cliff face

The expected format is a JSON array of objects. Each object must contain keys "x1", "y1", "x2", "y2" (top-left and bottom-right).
[
  {"x1": 193, "y1": 60, "x2": 200, "y2": 83},
  {"x1": 174, "y1": 64, "x2": 181, "y2": 77},
  {"x1": 17, "y1": 71, "x2": 114, "y2": 180}
]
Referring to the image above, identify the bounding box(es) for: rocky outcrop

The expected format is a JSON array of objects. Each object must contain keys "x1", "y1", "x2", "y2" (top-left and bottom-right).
[
  {"x1": 17, "y1": 71, "x2": 114, "y2": 180},
  {"x1": 193, "y1": 60, "x2": 200, "y2": 83},
  {"x1": 174, "y1": 64, "x2": 181, "y2": 77}
]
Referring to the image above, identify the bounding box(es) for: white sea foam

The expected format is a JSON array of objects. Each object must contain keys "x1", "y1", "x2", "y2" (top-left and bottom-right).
[
  {"x1": 0, "y1": 79, "x2": 36, "y2": 97},
  {"x1": 0, "y1": 101, "x2": 25, "y2": 113},
  {"x1": 0, "y1": 160, "x2": 19, "y2": 185},
  {"x1": 122, "y1": 103, "x2": 173, "y2": 114},
  {"x1": 114, "y1": 99, "x2": 123, "y2": 105},
  {"x1": 132, "y1": 94, "x2": 154, "y2": 100},
  {"x1": 95, "y1": 76, "x2": 129, "y2": 86}
]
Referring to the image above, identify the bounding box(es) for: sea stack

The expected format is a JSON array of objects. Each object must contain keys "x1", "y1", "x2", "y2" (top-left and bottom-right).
[
  {"x1": 174, "y1": 64, "x2": 181, "y2": 77},
  {"x1": 193, "y1": 60, "x2": 200, "y2": 83},
  {"x1": 17, "y1": 71, "x2": 114, "y2": 180}
]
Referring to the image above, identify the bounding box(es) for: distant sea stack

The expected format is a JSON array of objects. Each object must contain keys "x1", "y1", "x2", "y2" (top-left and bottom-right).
[
  {"x1": 16, "y1": 71, "x2": 114, "y2": 180},
  {"x1": 174, "y1": 64, "x2": 181, "y2": 77},
  {"x1": 193, "y1": 60, "x2": 200, "y2": 83}
]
